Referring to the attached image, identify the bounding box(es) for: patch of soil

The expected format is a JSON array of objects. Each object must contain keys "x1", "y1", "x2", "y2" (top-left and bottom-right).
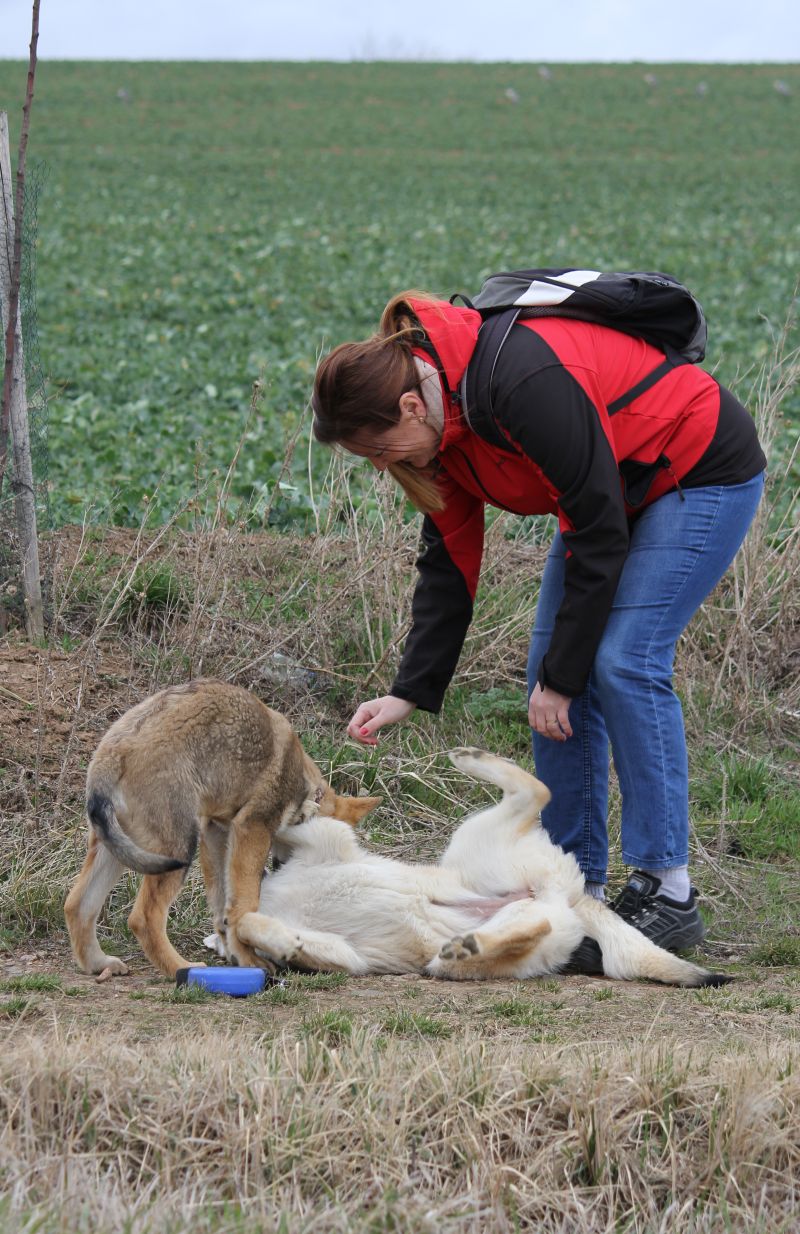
[
  {"x1": 1, "y1": 640, "x2": 141, "y2": 825},
  {"x1": 3, "y1": 934, "x2": 797, "y2": 1054}
]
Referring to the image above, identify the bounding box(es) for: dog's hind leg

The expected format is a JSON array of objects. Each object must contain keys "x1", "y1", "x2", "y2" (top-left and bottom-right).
[
  {"x1": 65, "y1": 831, "x2": 130, "y2": 975},
  {"x1": 431, "y1": 899, "x2": 569, "y2": 980},
  {"x1": 199, "y1": 820, "x2": 229, "y2": 956},
  {"x1": 440, "y1": 751, "x2": 553, "y2": 884},
  {"x1": 237, "y1": 911, "x2": 370, "y2": 975},
  {"x1": 441, "y1": 918, "x2": 553, "y2": 963},
  {"x1": 448, "y1": 748, "x2": 551, "y2": 813},
  {"x1": 127, "y1": 867, "x2": 195, "y2": 978}
]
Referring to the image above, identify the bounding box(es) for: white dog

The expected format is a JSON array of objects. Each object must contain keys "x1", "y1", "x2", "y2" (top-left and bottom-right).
[{"x1": 229, "y1": 749, "x2": 726, "y2": 987}]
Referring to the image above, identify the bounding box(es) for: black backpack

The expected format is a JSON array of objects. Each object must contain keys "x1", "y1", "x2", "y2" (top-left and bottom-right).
[{"x1": 449, "y1": 268, "x2": 708, "y2": 451}]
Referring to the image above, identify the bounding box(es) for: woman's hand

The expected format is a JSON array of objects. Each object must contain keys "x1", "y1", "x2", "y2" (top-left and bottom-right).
[
  {"x1": 528, "y1": 683, "x2": 573, "y2": 742},
  {"x1": 347, "y1": 695, "x2": 417, "y2": 746}
]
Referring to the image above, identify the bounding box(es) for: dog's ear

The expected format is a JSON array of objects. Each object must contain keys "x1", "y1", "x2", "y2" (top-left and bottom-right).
[{"x1": 332, "y1": 795, "x2": 382, "y2": 826}]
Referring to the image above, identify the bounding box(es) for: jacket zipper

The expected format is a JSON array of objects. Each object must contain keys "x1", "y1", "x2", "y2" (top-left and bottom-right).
[
  {"x1": 450, "y1": 446, "x2": 519, "y2": 512},
  {"x1": 661, "y1": 454, "x2": 686, "y2": 501},
  {"x1": 624, "y1": 453, "x2": 686, "y2": 509}
]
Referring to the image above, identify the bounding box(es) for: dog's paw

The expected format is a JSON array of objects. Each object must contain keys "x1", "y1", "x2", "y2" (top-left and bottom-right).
[
  {"x1": 250, "y1": 951, "x2": 279, "y2": 975},
  {"x1": 203, "y1": 932, "x2": 228, "y2": 957},
  {"x1": 695, "y1": 971, "x2": 735, "y2": 988},
  {"x1": 230, "y1": 933, "x2": 278, "y2": 974},
  {"x1": 228, "y1": 939, "x2": 261, "y2": 968},
  {"x1": 448, "y1": 747, "x2": 487, "y2": 771},
  {"x1": 93, "y1": 954, "x2": 129, "y2": 976},
  {"x1": 439, "y1": 933, "x2": 480, "y2": 962}
]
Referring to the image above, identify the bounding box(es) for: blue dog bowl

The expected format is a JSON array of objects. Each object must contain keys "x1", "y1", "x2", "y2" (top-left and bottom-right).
[{"x1": 175, "y1": 966, "x2": 267, "y2": 997}]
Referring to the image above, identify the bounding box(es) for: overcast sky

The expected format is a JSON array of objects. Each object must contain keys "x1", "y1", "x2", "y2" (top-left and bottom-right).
[{"x1": 1, "y1": 0, "x2": 799, "y2": 62}]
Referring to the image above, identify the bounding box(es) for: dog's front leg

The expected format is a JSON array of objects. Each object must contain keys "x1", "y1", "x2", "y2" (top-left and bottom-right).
[
  {"x1": 224, "y1": 810, "x2": 276, "y2": 970},
  {"x1": 237, "y1": 911, "x2": 368, "y2": 974}
]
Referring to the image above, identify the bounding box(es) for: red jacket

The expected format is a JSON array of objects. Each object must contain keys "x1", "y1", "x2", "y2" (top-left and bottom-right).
[{"x1": 389, "y1": 297, "x2": 764, "y2": 709}]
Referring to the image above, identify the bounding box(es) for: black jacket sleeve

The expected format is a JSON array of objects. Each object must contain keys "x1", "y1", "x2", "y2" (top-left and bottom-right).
[
  {"x1": 492, "y1": 325, "x2": 630, "y2": 697},
  {"x1": 390, "y1": 477, "x2": 484, "y2": 713}
]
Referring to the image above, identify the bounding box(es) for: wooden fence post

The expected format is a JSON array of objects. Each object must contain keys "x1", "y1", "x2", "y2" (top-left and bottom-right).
[{"x1": 0, "y1": 110, "x2": 44, "y2": 641}]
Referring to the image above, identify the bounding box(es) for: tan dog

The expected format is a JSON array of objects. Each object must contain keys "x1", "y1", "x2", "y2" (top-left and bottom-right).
[
  {"x1": 234, "y1": 749, "x2": 729, "y2": 988},
  {"x1": 64, "y1": 679, "x2": 379, "y2": 977}
]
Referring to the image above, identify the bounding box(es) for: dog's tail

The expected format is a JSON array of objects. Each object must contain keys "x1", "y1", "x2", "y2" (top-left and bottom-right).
[
  {"x1": 87, "y1": 791, "x2": 189, "y2": 876},
  {"x1": 575, "y1": 896, "x2": 732, "y2": 988}
]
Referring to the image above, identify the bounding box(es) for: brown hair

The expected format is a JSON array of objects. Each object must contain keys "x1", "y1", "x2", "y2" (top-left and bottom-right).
[{"x1": 312, "y1": 292, "x2": 445, "y2": 513}]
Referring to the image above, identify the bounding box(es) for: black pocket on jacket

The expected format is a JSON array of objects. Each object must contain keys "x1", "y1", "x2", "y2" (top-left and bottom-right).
[{"x1": 619, "y1": 455, "x2": 669, "y2": 508}]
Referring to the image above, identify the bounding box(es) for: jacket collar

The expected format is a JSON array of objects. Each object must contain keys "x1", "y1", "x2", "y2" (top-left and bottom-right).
[{"x1": 408, "y1": 297, "x2": 481, "y2": 450}]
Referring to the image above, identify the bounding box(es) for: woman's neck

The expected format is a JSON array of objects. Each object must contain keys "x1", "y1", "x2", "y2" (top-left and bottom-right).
[{"x1": 414, "y1": 356, "x2": 445, "y2": 441}]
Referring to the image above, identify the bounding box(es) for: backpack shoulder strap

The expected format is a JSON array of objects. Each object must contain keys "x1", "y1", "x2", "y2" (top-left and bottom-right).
[
  {"x1": 462, "y1": 307, "x2": 521, "y2": 452},
  {"x1": 606, "y1": 345, "x2": 686, "y2": 416}
]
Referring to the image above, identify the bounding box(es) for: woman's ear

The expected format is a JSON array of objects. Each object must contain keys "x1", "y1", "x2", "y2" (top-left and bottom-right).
[{"x1": 399, "y1": 390, "x2": 426, "y2": 421}]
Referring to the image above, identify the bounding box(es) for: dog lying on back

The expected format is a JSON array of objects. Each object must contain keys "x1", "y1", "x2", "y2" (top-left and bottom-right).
[
  {"x1": 64, "y1": 679, "x2": 379, "y2": 977},
  {"x1": 230, "y1": 749, "x2": 728, "y2": 987}
]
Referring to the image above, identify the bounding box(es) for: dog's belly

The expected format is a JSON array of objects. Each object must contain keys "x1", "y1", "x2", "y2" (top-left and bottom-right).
[
  {"x1": 430, "y1": 889, "x2": 532, "y2": 920},
  {"x1": 259, "y1": 867, "x2": 521, "y2": 973}
]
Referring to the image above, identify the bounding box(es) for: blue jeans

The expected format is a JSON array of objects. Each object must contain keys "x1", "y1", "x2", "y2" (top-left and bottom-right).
[{"x1": 526, "y1": 474, "x2": 765, "y2": 883}]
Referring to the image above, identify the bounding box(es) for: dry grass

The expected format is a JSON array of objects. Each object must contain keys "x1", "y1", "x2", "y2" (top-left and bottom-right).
[{"x1": 1, "y1": 1022, "x2": 798, "y2": 1234}]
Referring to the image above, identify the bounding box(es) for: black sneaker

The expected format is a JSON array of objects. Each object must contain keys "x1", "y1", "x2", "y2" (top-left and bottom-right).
[
  {"x1": 610, "y1": 870, "x2": 706, "y2": 951},
  {"x1": 559, "y1": 935, "x2": 604, "y2": 976}
]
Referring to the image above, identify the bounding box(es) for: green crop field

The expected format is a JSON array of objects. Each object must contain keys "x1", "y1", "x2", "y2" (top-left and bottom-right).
[{"x1": 0, "y1": 60, "x2": 798, "y2": 526}]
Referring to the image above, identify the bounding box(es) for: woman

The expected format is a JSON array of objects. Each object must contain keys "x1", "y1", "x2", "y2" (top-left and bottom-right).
[{"x1": 311, "y1": 290, "x2": 766, "y2": 959}]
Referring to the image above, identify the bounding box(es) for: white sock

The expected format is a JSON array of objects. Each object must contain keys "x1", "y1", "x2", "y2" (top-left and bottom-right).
[
  {"x1": 584, "y1": 882, "x2": 606, "y2": 902},
  {"x1": 642, "y1": 866, "x2": 691, "y2": 902}
]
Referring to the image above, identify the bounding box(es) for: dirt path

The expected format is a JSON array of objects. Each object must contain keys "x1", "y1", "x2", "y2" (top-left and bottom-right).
[{"x1": 3, "y1": 935, "x2": 797, "y2": 1056}]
